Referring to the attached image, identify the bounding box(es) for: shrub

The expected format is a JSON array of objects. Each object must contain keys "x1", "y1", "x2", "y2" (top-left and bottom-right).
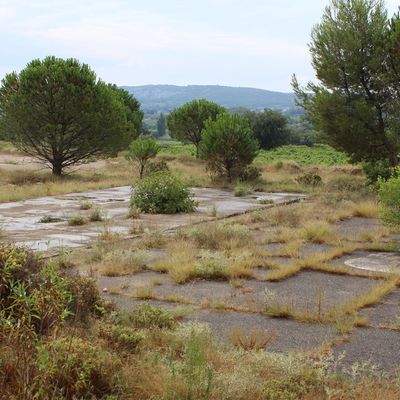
[
  {"x1": 295, "y1": 172, "x2": 322, "y2": 187},
  {"x1": 67, "y1": 214, "x2": 87, "y2": 226},
  {"x1": 99, "y1": 324, "x2": 145, "y2": 351},
  {"x1": 362, "y1": 159, "x2": 394, "y2": 184},
  {"x1": 78, "y1": 200, "x2": 93, "y2": 210},
  {"x1": 379, "y1": 175, "x2": 400, "y2": 226},
  {"x1": 234, "y1": 183, "x2": 253, "y2": 197},
  {"x1": 130, "y1": 171, "x2": 196, "y2": 214},
  {"x1": 263, "y1": 375, "x2": 316, "y2": 400},
  {"x1": 126, "y1": 302, "x2": 177, "y2": 329},
  {"x1": 39, "y1": 215, "x2": 63, "y2": 223},
  {"x1": 328, "y1": 174, "x2": 364, "y2": 192},
  {"x1": 195, "y1": 252, "x2": 227, "y2": 279},
  {"x1": 239, "y1": 165, "x2": 262, "y2": 181},
  {"x1": 65, "y1": 275, "x2": 106, "y2": 322},
  {"x1": 0, "y1": 246, "x2": 75, "y2": 334},
  {"x1": 200, "y1": 113, "x2": 259, "y2": 181},
  {"x1": 34, "y1": 337, "x2": 121, "y2": 399},
  {"x1": 144, "y1": 159, "x2": 169, "y2": 176},
  {"x1": 89, "y1": 208, "x2": 104, "y2": 222},
  {"x1": 126, "y1": 136, "x2": 160, "y2": 179}
]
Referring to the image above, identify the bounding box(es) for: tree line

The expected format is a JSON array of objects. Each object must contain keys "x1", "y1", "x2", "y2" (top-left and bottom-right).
[{"x1": 1, "y1": 0, "x2": 399, "y2": 182}]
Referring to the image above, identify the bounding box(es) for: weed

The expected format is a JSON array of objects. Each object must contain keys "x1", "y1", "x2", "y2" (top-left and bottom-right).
[
  {"x1": 135, "y1": 286, "x2": 154, "y2": 299},
  {"x1": 234, "y1": 183, "x2": 253, "y2": 197},
  {"x1": 302, "y1": 221, "x2": 337, "y2": 244},
  {"x1": 231, "y1": 327, "x2": 274, "y2": 351},
  {"x1": 89, "y1": 207, "x2": 104, "y2": 222},
  {"x1": 188, "y1": 223, "x2": 251, "y2": 250},
  {"x1": 98, "y1": 249, "x2": 149, "y2": 276},
  {"x1": 126, "y1": 302, "x2": 177, "y2": 329},
  {"x1": 38, "y1": 215, "x2": 63, "y2": 223},
  {"x1": 67, "y1": 214, "x2": 87, "y2": 226},
  {"x1": 78, "y1": 199, "x2": 93, "y2": 210}
]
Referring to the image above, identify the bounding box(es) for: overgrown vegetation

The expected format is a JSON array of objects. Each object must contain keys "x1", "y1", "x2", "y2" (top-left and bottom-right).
[{"x1": 130, "y1": 171, "x2": 196, "y2": 214}]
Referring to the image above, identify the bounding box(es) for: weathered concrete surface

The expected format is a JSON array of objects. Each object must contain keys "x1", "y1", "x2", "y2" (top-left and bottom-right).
[
  {"x1": 94, "y1": 270, "x2": 381, "y2": 314},
  {"x1": 0, "y1": 186, "x2": 304, "y2": 250},
  {"x1": 334, "y1": 328, "x2": 400, "y2": 372},
  {"x1": 333, "y1": 250, "x2": 400, "y2": 273},
  {"x1": 98, "y1": 294, "x2": 337, "y2": 353}
]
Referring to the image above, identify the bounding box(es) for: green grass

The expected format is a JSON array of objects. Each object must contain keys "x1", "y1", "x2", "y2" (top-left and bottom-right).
[
  {"x1": 157, "y1": 142, "x2": 348, "y2": 166},
  {"x1": 256, "y1": 144, "x2": 348, "y2": 166}
]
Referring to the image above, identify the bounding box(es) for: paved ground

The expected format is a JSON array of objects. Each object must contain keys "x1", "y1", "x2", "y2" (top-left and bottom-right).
[
  {"x1": 2, "y1": 183, "x2": 399, "y2": 371},
  {"x1": 0, "y1": 186, "x2": 304, "y2": 250}
]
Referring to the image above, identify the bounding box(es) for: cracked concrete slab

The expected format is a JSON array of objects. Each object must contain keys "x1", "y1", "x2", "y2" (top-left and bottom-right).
[{"x1": 0, "y1": 186, "x2": 304, "y2": 251}]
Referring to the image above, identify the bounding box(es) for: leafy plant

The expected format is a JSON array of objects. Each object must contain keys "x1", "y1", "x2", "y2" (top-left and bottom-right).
[
  {"x1": 200, "y1": 113, "x2": 259, "y2": 181},
  {"x1": 167, "y1": 99, "x2": 226, "y2": 158},
  {"x1": 126, "y1": 302, "x2": 177, "y2": 329},
  {"x1": 126, "y1": 136, "x2": 160, "y2": 179},
  {"x1": 130, "y1": 171, "x2": 195, "y2": 214},
  {"x1": 67, "y1": 214, "x2": 87, "y2": 226},
  {"x1": 379, "y1": 174, "x2": 400, "y2": 226},
  {"x1": 296, "y1": 172, "x2": 322, "y2": 187}
]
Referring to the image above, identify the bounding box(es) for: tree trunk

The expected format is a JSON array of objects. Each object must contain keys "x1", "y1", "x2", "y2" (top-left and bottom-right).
[
  {"x1": 195, "y1": 143, "x2": 200, "y2": 159},
  {"x1": 139, "y1": 163, "x2": 145, "y2": 179},
  {"x1": 51, "y1": 160, "x2": 63, "y2": 176}
]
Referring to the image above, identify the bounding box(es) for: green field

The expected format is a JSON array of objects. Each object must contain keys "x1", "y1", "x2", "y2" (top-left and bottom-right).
[{"x1": 158, "y1": 142, "x2": 349, "y2": 166}]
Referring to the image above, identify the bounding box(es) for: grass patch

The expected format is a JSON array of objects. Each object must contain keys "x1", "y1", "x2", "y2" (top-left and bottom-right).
[
  {"x1": 186, "y1": 223, "x2": 251, "y2": 250},
  {"x1": 67, "y1": 214, "x2": 87, "y2": 226},
  {"x1": 302, "y1": 221, "x2": 337, "y2": 244},
  {"x1": 98, "y1": 249, "x2": 149, "y2": 276}
]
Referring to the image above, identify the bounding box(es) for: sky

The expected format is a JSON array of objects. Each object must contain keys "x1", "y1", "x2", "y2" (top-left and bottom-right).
[{"x1": 0, "y1": 0, "x2": 399, "y2": 92}]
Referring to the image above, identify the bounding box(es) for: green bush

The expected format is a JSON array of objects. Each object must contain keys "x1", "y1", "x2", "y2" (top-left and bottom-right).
[
  {"x1": 328, "y1": 174, "x2": 364, "y2": 192},
  {"x1": 144, "y1": 159, "x2": 169, "y2": 176},
  {"x1": 65, "y1": 275, "x2": 106, "y2": 322},
  {"x1": 200, "y1": 113, "x2": 259, "y2": 181},
  {"x1": 379, "y1": 174, "x2": 400, "y2": 226},
  {"x1": 34, "y1": 337, "x2": 121, "y2": 399},
  {"x1": 239, "y1": 165, "x2": 262, "y2": 181},
  {"x1": 126, "y1": 302, "x2": 177, "y2": 329},
  {"x1": 126, "y1": 136, "x2": 160, "y2": 179},
  {"x1": 362, "y1": 159, "x2": 394, "y2": 184},
  {"x1": 0, "y1": 246, "x2": 71, "y2": 335},
  {"x1": 130, "y1": 171, "x2": 195, "y2": 214},
  {"x1": 234, "y1": 183, "x2": 253, "y2": 197},
  {"x1": 99, "y1": 324, "x2": 145, "y2": 351},
  {"x1": 295, "y1": 172, "x2": 322, "y2": 187}
]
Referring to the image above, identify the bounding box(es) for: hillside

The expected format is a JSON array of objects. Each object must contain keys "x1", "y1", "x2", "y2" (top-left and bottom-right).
[{"x1": 121, "y1": 84, "x2": 296, "y2": 112}]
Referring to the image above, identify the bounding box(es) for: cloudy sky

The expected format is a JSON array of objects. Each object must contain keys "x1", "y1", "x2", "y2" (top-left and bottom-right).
[{"x1": 0, "y1": 0, "x2": 398, "y2": 92}]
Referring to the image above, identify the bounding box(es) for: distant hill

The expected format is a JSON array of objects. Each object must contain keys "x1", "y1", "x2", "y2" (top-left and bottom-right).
[{"x1": 121, "y1": 84, "x2": 296, "y2": 113}]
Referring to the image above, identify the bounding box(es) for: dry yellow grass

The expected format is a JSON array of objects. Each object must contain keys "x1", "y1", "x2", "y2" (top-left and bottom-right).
[
  {"x1": 153, "y1": 241, "x2": 197, "y2": 283},
  {"x1": 329, "y1": 279, "x2": 398, "y2": 317},
  {"x1": 302, "y1": 221, "x2": 338, "y2": 244},
  {"x1": 0, "y1": 157, "x2": 135, "y2": 202},
  {"x1": 97, "y1": 249, "x2": 149, "y2": 276},
  {"x1": 351, "y1": 200, "x2": 379, "y2": 218}
]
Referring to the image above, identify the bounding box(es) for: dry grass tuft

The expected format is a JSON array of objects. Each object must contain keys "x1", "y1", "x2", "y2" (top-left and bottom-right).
[
  {"x1": 154, "y1": 241, "x2": 197, "y2": 283},
  {"x1": 97, "y1": 249, "x2": 149, "y2": 276},
  {"x1": 231, "y1": 327, "x2": 274, "y2": 351},
  {"x1": 302, "y1": 221, "x2": 337, "y2": 244},
  {"x1": 351, "y1": 200, "x2": 379, "y2": 218},
  {"x1": 187, "y1": 223, "x2": 251, "y2": 250}
]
